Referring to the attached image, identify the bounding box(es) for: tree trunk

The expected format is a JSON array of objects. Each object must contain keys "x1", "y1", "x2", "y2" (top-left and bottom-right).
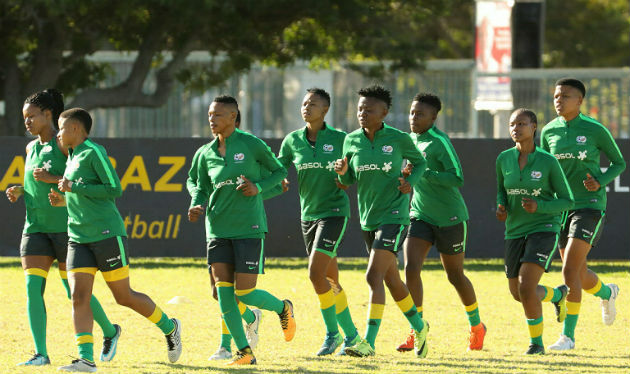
[{"x1": 0, "y1": 59, "x2": 24, "y2": 136}]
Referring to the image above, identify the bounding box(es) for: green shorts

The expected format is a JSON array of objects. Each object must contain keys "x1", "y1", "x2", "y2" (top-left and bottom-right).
[
  {"x1": 559, "y1": 209, "x2": 605, "y2": 248},
  {"x1": 207, "y1": 238, "x2": 265, "y2": 274},
  {"x1": 67, "y1": 236, "x2": 130, "y2": 282},
  {"x1": 20, "y1": 232, "x2": 68, "y2": 262},
  {"x1": 504, "y1": 232, "x2": 559, "y2": 278},
  {"x1": 301, "y1": 216, "x2": 348, "y2": 258},
  {"x1": 362, "y1": 224, "x2": 408, "y2": 254},
  {"x1": 407, "y1": 219, "x2": 467, "y2": 255}
]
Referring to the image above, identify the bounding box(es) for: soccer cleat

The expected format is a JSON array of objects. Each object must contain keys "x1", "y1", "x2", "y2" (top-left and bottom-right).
[
  {"x1": 601, "y1": 283, "x2": 619, "y2": 326},
  {"x1": 414, "y1": 321, "x2": 429, "y2": 358},
  {"x1": 165, "y1": 318, "x2": 182, "y2": 363},
  {"x1": 100, "y1": 324, "x2": 121, "y2": 362},
  {"x1": 278, "y1": 299, "x2": 296, "y2": 341},
  {"x1": 336, "y1": 333, "x2": 361, "y2": 356},
  {"x1": 227, "y1": 347, "x2": 256, "y2": 365},
  {"x1": 524, "y1": 344, "x2": 545, "y2": 355},
  {"x1": 553, "y1": 285, "x2": 568, "y2": 323},
  {"x1": 316, "y1": 332, "x2": 343, "y2": 356},
  {"x1": 246, "y1": 309, "x2": 262, "y2": 349},
  {"x1": 57, "y1": 359, "x2": 97, "y2": 372},
  {"x1": 468, "y1": 322, "x2": 486, "y2": 351},
  {"x1": 548, "y1": 335, "x2": 575, "y2": 351},
  {"x1": 396, "y1": 329, "x2": 415, "y2": 352},
  {"x1": 17, "y1": 353, "x2": 50, "y2": 366},
  {"x1": 208, "y1": 347, "x2": 232, "y2": 360},
  {"x1": 344, "y1": 338, "x2": 375, "y2": 357}
]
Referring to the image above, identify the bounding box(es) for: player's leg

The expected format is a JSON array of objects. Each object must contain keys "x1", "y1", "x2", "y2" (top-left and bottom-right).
[
  {"x1": 324, "y1": 257, "x2": 360, "y2": 355},
  {"x1": 517, "y1": 263, "x2": 546, "y2": 354}
]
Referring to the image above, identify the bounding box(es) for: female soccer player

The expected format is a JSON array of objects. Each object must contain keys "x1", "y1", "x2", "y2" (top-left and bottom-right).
[
  {"x1": 6, "y1": 90, "x2": 119, "y2": 366},
  {"x1": 49, "y1": 108, "x2": 182, "y2": 372},
  {"x1": 496, "y1": 108, "x2": 574, "y2": 355},
  {"x1": 278, "y1": 88, "x2": 360, "y2": 356},
  {"x1": 187, "y1": 95, "x2": 294, "y2": 365},
  {"x1": 334, "y1": 85, "x2": 428, "y2": 358},
  {"x1": 397, "y1": 93, "x2": 486, "y2": 352},
  {"x1": 541, "y1": 78, "x2": 626, "y2": 351}
]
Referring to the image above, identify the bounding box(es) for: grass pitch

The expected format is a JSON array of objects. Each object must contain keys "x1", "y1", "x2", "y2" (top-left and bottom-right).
[{"x1": 1, "y1": 257, "x2": 628, "y2": 374}]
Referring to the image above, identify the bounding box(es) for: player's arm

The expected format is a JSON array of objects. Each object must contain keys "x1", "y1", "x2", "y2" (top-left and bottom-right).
[
  {"x1": 495, "y1": 156, "x2": 508, "y2": 221},
  {"x1": 65, "y1": 149, "x2": 122, "y2": 198},
  {"x1": 402, "y1": 134, "x2": 427, "y2": 187},
  {"x1": 259, "y1": 136, "x2": 294, "y2": 199},
  {"x1": 536, "y1": 158, "x2": 574, "y2": 214},
  {"x1": 593, "y1": 126, "x2": 626, "y2": 187},
  {"x1": 188, "y1": 153, "x2": 212, "y2": 222},
  {"x1": 423, "y1": 140, "x2": 464, "y2": 187},
  {"x1": 253, "y1": 138, "x2": 287, "y2": 194},
  {"x1": 336, "y1": 137, "x2": 356, "y2": 185},
  {"x1": 186, "y1": 147, "x2": 203, "y2": 196}
]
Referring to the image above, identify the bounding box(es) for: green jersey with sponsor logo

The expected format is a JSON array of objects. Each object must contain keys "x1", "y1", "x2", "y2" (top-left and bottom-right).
[
  {"x1": 410, "y1": 126, "x2": 469, "y2": 226},
  {"x1": 541, "y1": 113, "x2": 626, "y2": 211},
  {"x1": 496, "y1": 146, "x2": 574, "y2": 239},
  {"x1": 187, "y1": 129, "x2": 287, "y2": 240},
  {"x1": 338, "y1": 123, "x2": 426, "y2": 231},
  {"x1": 278, "y1": 124, "x2": 350, "y2": 221},
  {"x1": 22, "y1": 138, "x2": 68, "y2": 234},
  {"x1": 63, "y1": 139, "x2": 126, "y2": 243}
]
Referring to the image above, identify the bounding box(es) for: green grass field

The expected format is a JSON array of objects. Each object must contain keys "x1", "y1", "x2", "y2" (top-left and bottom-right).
[{"x1": 1, "y1": 257, "x2": 628, "y2": 374}]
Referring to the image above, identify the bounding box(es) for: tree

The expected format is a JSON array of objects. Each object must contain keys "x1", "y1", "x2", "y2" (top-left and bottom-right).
[{"x1": 0, "y1": 0, "x2": 474, "y2": 135}]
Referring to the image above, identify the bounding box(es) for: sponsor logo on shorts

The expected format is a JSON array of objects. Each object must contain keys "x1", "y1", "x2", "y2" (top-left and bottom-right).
[
  {"x1": 246, "y1": 260, "x2": 259, "y2": 270},
  {"x1": 530, "y1": 171, "x2": 542, "y2": 180},
  {"x1": 536, "y1": 253, "x2": 549, "y2": 262},
  {"x1": 581, "y1": 228, "x2": 593, "y2": 238},
  {"x1": 106, "y1": 255, "x2": 121, "y2": 266},
  {"x1": 323, "y1": 144, "x2": 334, "y2": 152},
  {"x1": 233, "y1": 153, "x2": 245, "y2": 162},
  {"x1": 382, "y1": 145, "x2": 393, "y2": 154},
  {"x1": 323, "y1": 238, "x2": 336, "y2": 248},
  {"x1": 576, "y1": 135, "x2": 587, "y2": 144}
]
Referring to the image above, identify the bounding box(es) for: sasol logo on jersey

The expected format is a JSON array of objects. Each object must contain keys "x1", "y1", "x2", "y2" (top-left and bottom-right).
[
  {"x1": 576, "y1": 135, "x2": 587, "y2": 144},
  {"x1": 506, "y1": 188, "x2": 542, "y2": 196},
  {"x1": 382, "y1": 145, "x2": 393, "y2": 154},
  {"x1": 357, "y1": 162, "x2": 393, "y2": 173},
  {"x1": 297, "y1": 162, "x2": 324, "y2": 171},
  {"x1": 530, "y1": 171, "x2": 542, "y2": 180},
  {"x1": 233, "y1": 153, "x2": 245, "y2": 162},
  {"x1": 213, "y1": 179, "x2": 235, "y2": 189},
  {"x1": 323, "y1": 144, "x2": 334, "y2": 152}
]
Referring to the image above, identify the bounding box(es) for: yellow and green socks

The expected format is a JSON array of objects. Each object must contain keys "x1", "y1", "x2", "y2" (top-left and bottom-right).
[
  {"x1": 396, "y1": 294, "x2": 425, "y2": 332},
  {"x1": 238, "y1": 300, "x2": 256, "y2": 325},
  {"x1": 75, "y1": 332, "x2": 94, "y2": 363},
  {"x1": 60, "y1": 272, "x2": 117, "y2": 338},
  {"x1": 585, "y1": 279, "x2": 612, "y2": 301},
  {"x1": 541, "y1": 285, "x2": 562, "y2": 303},
  {"x1": 25, "y1": 269, "x2": 48, "y2": 357},
  {"x1": 217, "y1": 282, "x2": 248, "y2": 350},
  {"x1": 147, "y1": 305, "x2": 175, "y2": 335},
  {"x1": 335, "y1": 290, "x2": 358, "y2": 339},
  {"x1": 563, "y1": 301, "x2": 580, "y2": 341},
  {"x1": 235, "y1": 288, "x2": 284, "y2": 314},
  {"x1": 526, "y1": 316, "x2": 544, "y2": 346},
  {"x1": 318, "y1": 289, "x2": 339, "y2": 334},
  {"x1": 220, "y1": 319, "x2": 232, "y2": 351},
  {"x1": 365, "y1": 303, "x2": 384, "y2": 349},
  {"x1": 465, "y1": 302, "x2": 481, "y2": 327}
]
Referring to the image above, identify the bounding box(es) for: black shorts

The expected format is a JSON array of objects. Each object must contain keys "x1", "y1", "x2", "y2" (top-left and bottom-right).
[
  {"x1": 67, "y1": 236, "x2": 130, "y2": 282},
  {"x1": 504, "y1": 232, "x2": 559, "y2": 278},
  {"x1": 559, "y1": 209, "x2": 605, "y2": 248},
  {"x1": 407, "y1": 219, "x2": 467, "y2": 255},
  {"x1": 301, "y1": 216, "x2": 348, "y2": 258},
  {"x1": 20, "y1": 232, "x2": 68, "y2": 262},
  {"x1": 362, "y1": 224, "x2": 408, "y2": 254},
  {"x1": 207, "y1": 238, "x2": 265, "y2": 274}
]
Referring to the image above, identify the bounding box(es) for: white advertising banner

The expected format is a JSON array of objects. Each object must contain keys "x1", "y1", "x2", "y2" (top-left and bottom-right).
[{"x1": 475, "y1": 0, "x2": 514, "y2": 111}]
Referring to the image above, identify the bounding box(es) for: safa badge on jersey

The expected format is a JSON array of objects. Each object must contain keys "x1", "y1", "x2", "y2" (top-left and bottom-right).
[
  {"x1": 233, "y1": 153, "x2": 245, "y2": 163},
  {"x1": 530, "y1": 170, "x2": 542, "y2": 181},
  {"x1": 323, "y1": 144, "x2": 334, "y2": 153},
  {"x1": 576, "y1": 135, "x2": 587, "y2": 145},
  {"x1": 382, "y1": 145, "x2": 393, "y2": 154}
]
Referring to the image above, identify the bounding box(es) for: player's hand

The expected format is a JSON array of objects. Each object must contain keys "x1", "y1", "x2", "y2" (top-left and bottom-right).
[
  {"x1": 583, "y1": 173, "x2": 600, "y2": 192},
  {"x1": 281, "y1": 178, "x2": 290, "y2": 193},
  {"x1": 334, "y1": 157, "x2": 348, "y2": 175},
  {"x1": 496, "y1": 204, "x2": 507, "y2": 221},
  {"x1": 236, "y1": 175, "x2": 258, "y2": 196},
  {"x1": 33, "y1": 168, "x2": 58, "y2": 184},
  {"x1": 48, "y1": 188, "x2": 66, "y2": 207},
  {"x1": 521, "y1": 197, "x2": 538, "y2": 213},
  {"x1": 402, "y1": 163, "x2": 413, "y2": 178},
  {"x1": 335, "y1": 179, "x2": 349, "y2": 190},
  {"x1": 398, "y1": 177, "x2": 411, "y2": 194},
  {"x1": 188, "y1": 205, "x2": 205, "y2": 222},
  {"x1": 6, "y1": 185, "x2": 24, "y2": 203},
  {"x1": 58, "y1": 178, "x2": 73, "y2": 193}
]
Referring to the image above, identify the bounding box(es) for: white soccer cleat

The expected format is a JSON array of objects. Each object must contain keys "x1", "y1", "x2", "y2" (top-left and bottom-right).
[
  {"x1": 57, "y1": 359, "x2": 97, "y2": 372},
  {"x1": 548, "y1": 335, "x2": 575, "y2": 351},
  {"x1": 165, "y1": 318, "x2": 182, "y2": 363},
  {"x1": 246, "y1": 309, "x2": 262, "y2": 349},
  {"x1": 17, "y1": 353, "x2": 50, "y2": 366},
  {"x1": 208, "y1": 346, "x2": 232, "y2": 360},
  {"x1": 601, "y1": 283, "x2": 619, "y2": 326},
  {"x1": 100, "y1": 324, "x2": 121, "y2": 362}
]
